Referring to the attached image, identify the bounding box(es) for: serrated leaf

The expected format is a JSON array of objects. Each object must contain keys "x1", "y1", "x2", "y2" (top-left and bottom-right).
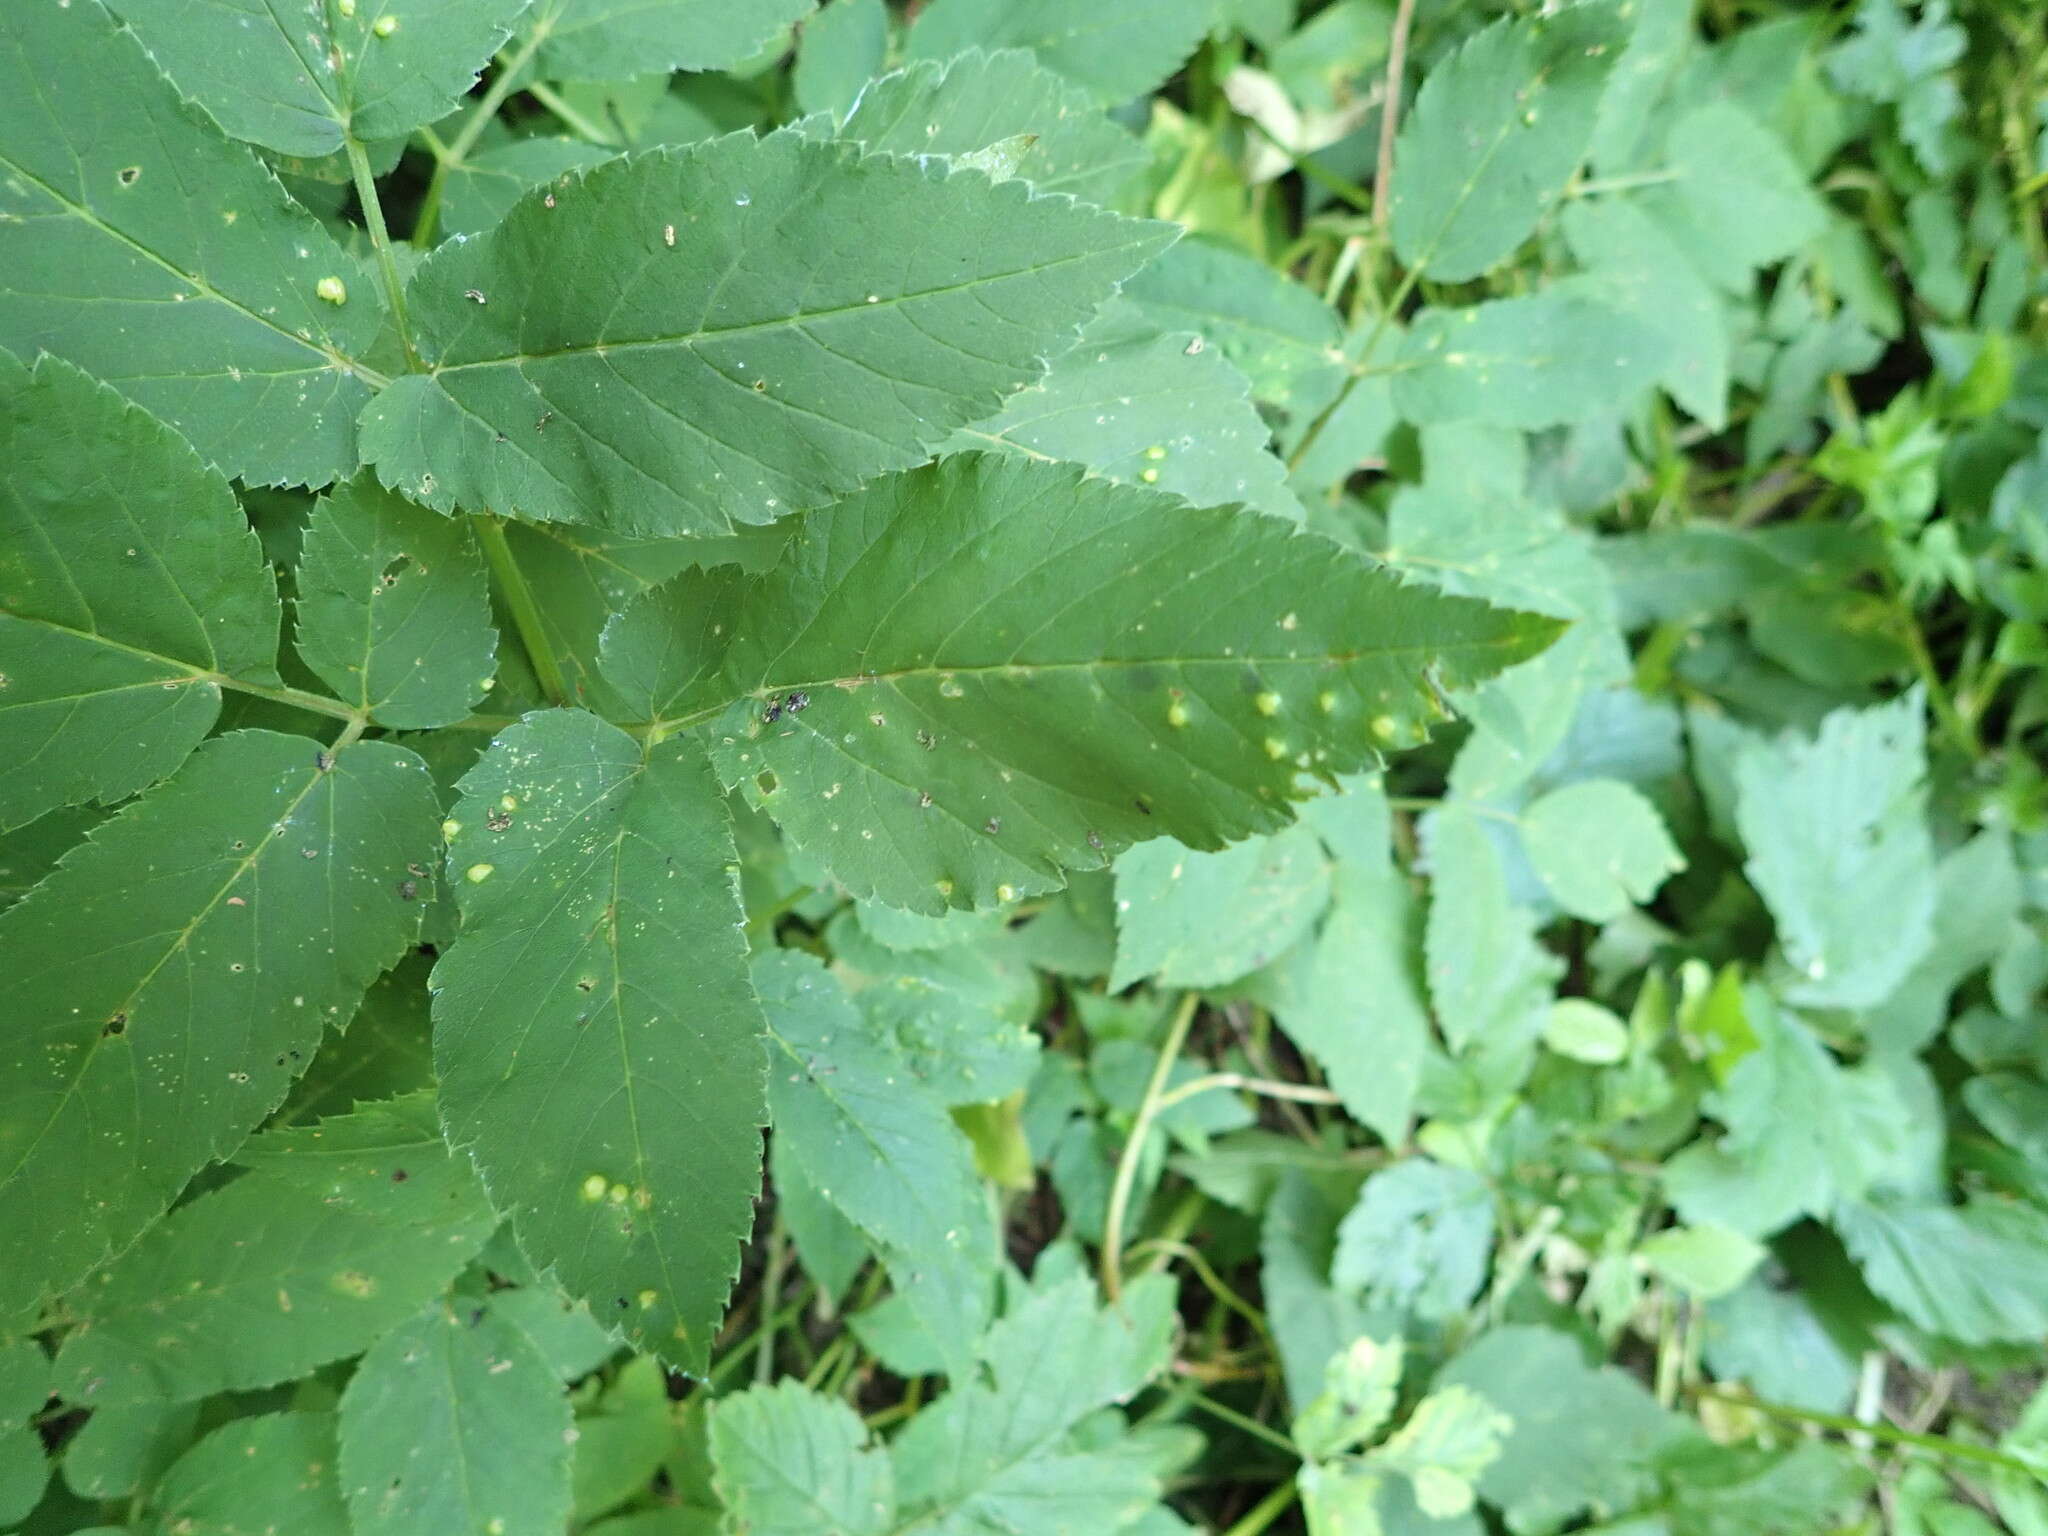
[
  {"x1": 602, "y1": 454, "x2": 1558, "y2": 913},
  {"x1": 1293, "y1": 1335, "x2": 1404, "y2": 1461},
  {"x1": 440, "y1": 138, "x2": 619, "y2": 241},
  {"x1": 0, "y1": 355, "x2": 281, "y2": 832},
  {"x1": 432, "y1": 710, "x2": 766, "y2": 1370},
  {"x1": 753, "y1": 950, "x2": 995, "y2": 1367},
  {"x1": 905, "y1": 0, "x2": 1211, "y2": 105},
  {"x1": 150, "y1": 1413, "x2": 349, "y2": 1536},
  {"x1": 948, "y1": 304, "x2": 1304, "y2": 524},
  {"x1": 1388, "y1": 0, "x2": 1629, "y2": 282},
  {"x1": 837, "y1": 48, "x2": 1147, "y2": 206},
  {"x1": 1424, "y1": 806, "x2": 1560, "y2": 1054},
  {"x1": 107, "y1": 0, "x2": 533, "y2": 158},
  {"x1": 359, "y1": 132, "x2": 1173, "y2": 536},
  {"x1": 0, "y1": 731, "x2": 438, "y2": 1317},
  {"x1": 292, "y1": 478, "x2": 497, "y2": 728},
  {"x1": 1519, "y1": 779, "x2": 1683, "y2": 922},
  {"x1": 794, "y1": 0, "x2": 888, "y2": 119},
  {"x1": 889, "y1": 1275, "x2": 1178, "y2": 1534},
  {"x1": 1392, "y1": 291, "x2": 1669, "y2": 430},
  {"x1": 338, "y1": 1294, "x2": 573, "y2": 1536},
  {"x1": 1332, "y1": 1161, "x2": 1494, "y2": 1320},
  {"x1": 1734, "y1": 692, "x2": 1934, "y2": 1009},
  {"x1": 52, "y1": 1096, "x2": 494, "y2": 1406},
  {"x1": 1110, "y1": 824, "x2": 1331, "y2": 990},
  {"x1": 527, "y1": 0, "x2": 812, "y2": 82},
  {"x1": 0, "y1": 0, "x2": 382, "y2": 487},
  {"x1": 1639, "y1": 103, "x2": 1824, "y2": 290},
  {"x1": 709, "y1": 1381, "x2": 893, "y2": 1536},
  {"x1": 1837, "y1": 1195, "x2": 2048, "y2": 1346}
]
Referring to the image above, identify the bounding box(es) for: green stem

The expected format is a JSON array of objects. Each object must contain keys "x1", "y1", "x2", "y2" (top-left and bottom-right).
[
  {"x1": 1184, "y1": 1391, "x2": 1299, "y2": 1458},
  {"x1": 213, "y1": 674, "x2": 364, "y2": 724},
  {"x1": 754, "y1": 1217, "x2": 791, "y2": 1387},
  {"x1": 1220, "y1": 1478, "x2": 1300, "y2": 1536},
  {"x1": 345, "y1": 135, "x2": 420, "y2": 371},
  {"x1": 1693, "y1": 1388, "x2": 2045, "y2": 1478},
  {"x1": 1100, "y1": 993, "x2": 1201, "y2": 1302},
  {"x1": 526, "y1": 78, "x2": 618, "y2": 145},
  {"x1": 413, "y1": 15, "x2": 558, "y2": 245},
  {"x1": 1286, "y1": 260, "x2": 1420, "y2": 472},
  {"x1": 475, "y1": 516, "x2": 569, "y2": 707},
  {"x1": 1154, "y1": 1072, "x2": 1341, "y2": 1114}
]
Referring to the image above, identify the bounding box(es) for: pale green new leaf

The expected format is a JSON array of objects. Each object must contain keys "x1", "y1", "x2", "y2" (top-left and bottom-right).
[
  {"x1": 293, "y1": 478, "x2": 498, "y2": 728},
  {"x1": 1424, "y1": 806, "x2": 1560, "y2": 1053},
  {"x1": 948, "y1": 304, "x2": 1304, "y2": 525},
  {"x1": 1393, "y1": 292, "x2": 1670, "y2": 430},
  {"x1": 1837, "y1": 1196, "x2": 2048, "y2": 1345},
  {"x1": 0, "y1": 355, "x2": 281, "y2": 832},
  {"x1": 709, "y1": 1381, "x2": 894, "y2": 1536},
  {"x1": 1294, "y1": 1336, "x2": 1404, "y2": 1461},
  {"x1": 52, "y1": 1097, "x2": 494, "y2": 1406},
  {"x1": 753, "y1": 950, "x2": 995, "y2": 1362},
  {"x1": 1563, "y1": 196, "x2": 1730, "y2": 427},
  {"x1": 905, "y1": 0, "x2": 1212, "y2": 104},
  {"x1": 0, "y1": 0, "x2": 382, "y2": 486},
  {"x1": 150, "y1": 1413, "x2": 349, "y2": 1536},
  {"x1": 837, "y1": 48, "x2": 1148, "y2": 206},
  {"x1": 1640, "y1": 103, "x2": 1825, "y2": 290},
  {"x1": 1332, "y1": 1161, "x2": 1494, "y2": 1320},
  {"x1": 1389, "y1": 1, "x2": 1630, "y2": 281},
  {"x1": 338, "y1": 1295, "x2": 573, "y2": 1536},
  {"x1": 107, "y1": 0, "x2": 534, "y2": 157},
  {"x1": 1111, "y1": 825, "x2": 1331, "y2": 990},
  {"x1": 0, "y1": 731, "x2": 439, "y2": 1316},
  {"x1": 360, "y1": 132, "x2": 1172, "y2": 535},
  {"x1": 1519, "y1": 779, "x2": 1683, "y2": 922},
  {"x1": 1734, "y1": 693, "x2": 1935, "y2": 1009},
  {"x1": 527, "y1": 0, "x2": 812, "y2": 82},
  {"x1": 1371, "y1": 1387, "x2": 1511, "y2": 1520},
  {"x1": 432, "y1": 710, "x2": 767, "y2": 1370},
  {"x1": 602, "y1": 454, "x2": 1558, "y2": 913}
]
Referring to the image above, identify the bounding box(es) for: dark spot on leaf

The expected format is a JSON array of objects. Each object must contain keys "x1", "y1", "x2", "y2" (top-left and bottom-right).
[
  {"x1": 391, "y1": 1168, "x2": 408, "y2": 1183},
  {"x1": 102, "y1": 1014, "x2": 126, "y2": 1037},
  {"x1": 117, "y1": 166, "x2": 140, "y2": 186},
  {"x1": 486, "y1": 807, "x2": 512, "y2": 832},
  {"x1": 397, "y1": 879, "x2": 418, "y2": 902},
  {"x1": 784, "y1": 690, "x2": 809, "y2": 713},
  {"x1": 313, "y1": 750, "x2": 334, "y2": 771},
  {"x1": 756, "y1": 769, "x2": 778, "y2": 796}
]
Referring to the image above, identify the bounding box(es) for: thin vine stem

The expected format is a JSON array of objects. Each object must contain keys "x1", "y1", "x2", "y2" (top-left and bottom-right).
[
  {"x1": 1692, "y1": 1387, "x2": 2045, "y2": 1479},
  {"x1": 412, "y1": 11, "x2": 559, "y2": 245},
  {"x1": 1100, "y1": 992, "x2": 1201, "y2": 1303}
]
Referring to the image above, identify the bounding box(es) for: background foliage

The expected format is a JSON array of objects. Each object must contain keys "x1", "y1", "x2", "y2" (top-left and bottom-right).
[{"x1": 2, "y1": 0, "x2": 2047, "y2": 1532}]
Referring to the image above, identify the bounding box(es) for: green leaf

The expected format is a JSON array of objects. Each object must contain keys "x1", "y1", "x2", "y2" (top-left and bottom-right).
[
  {"x1": 1388, "y1": 1, "x2": 1629, "y2": 282},
  {"x1": 1837, "y1": 1195, "x2": 2048, "y2": 1345},
  {"x1": 948, "y1": 304, "x2": 1304, "y2": 525},
  {"x1": 432, "y1": 710, "x2": 766, "y2": 1370},
  {"x1": 360, "y1": 132, "x2": 1172, "y2": 536},
  {"x1": 0, "y1": 355, "x2": 281, "y2": 832},
  {"x1": 1294, "y1": 1335, "x2": 1404, "y2": 1461},
  {"x1": 1637, "y1": 1224, "x2": 1767, "y2": 1300},
  {"x1": 794, "y1": 0, "x2": 889, "y2": 120},
  {"x1": 150, "y1": 1413, "x2": 349, "y2": 1536},
  {"x1": 528, "y1": 0, "x2": 812, "y2": 82},
  {"x1": 1542, "y1": 998, "x2": 1630, "y2": 1063},
  {"x1": 1332, "y1": 1161, "x2": 1494, "y2": 1320},
  {"x1": 338, "y1": 1295, "x2": 573, "y2": 1536},
  {"x1": 59, "y1": 1399, "x2": 198, "y2": 1501},
  {"x1": 1563, "y1": 196, "x2": 1730, "y2": 427},
  {"x1": 1734, "y1": 693, "x2": 1935, "y2": 1009},
  {"x1": 905, "y1": 0, "x2": 1212, "y2": 104},
  {"x1": 0, "y1": 0, "x2": 382, "y2": 487},
  {"x1": 0, "y1": 806, "x2": 103, "y2": 913},
  {"x1": 1110, "y1": 825, "x2": 1331, "y2": 990},
  {"x1": 0, "y1": 1339, "x2": 45, "y2": 1433},
  {"x1": 438, "y1": 139, "x2": 619, "y2": 241},
  {"x1": 0, "y1": 731, "x2": 438, "y2": 1317},
  {"x1": 1371, "y1": 1386, "x2": 1512, "y2": 1521},
  {"x1": 752, "y1": 950, "x2": 995, "y2": 1364},
  {"x1": 1393, "y1": 292, "x2": 1669, "y2": 430},
  {"x1": 889, "y1": 1275, "x2": 1178, "y2": 1533},
  {"x1": 107, "y1": 0, "x2": 533, "y2": 158},
  {"x1": 51, "y1": 1095, "x2": 493, "y2": 1406},
  {"x1": 0, "y1": 1424, "x2": 47, "y2": 1527},
  {"x1": 604, "y1": 454, "x2": 1557, "y2": 913},
  {"x1": 1519, "y1": 779, "x2": 1683, "y2": 922},
  {"x1": 292, "y1": 478, "x2": 498, "y2": 728},
  {"x1": 1639, "y1": 104, "x2": 1825, "y2": 290},
  {"x1": 836, "y1": 48, "x2": 1147, "y2": 206},
  {"x1": 1120, "y1": 239, "x2": 1345, "y2": 414},
  {"x1": 708, "y1": 1381, "x2": 893, "y2": 1536},
  {"x1": 1435, "y1": 1326, "x2": 1674, "y2": 1533},
  {"x1": 1424, "y1": 806, "x2": 1560, "y2": 1054}
]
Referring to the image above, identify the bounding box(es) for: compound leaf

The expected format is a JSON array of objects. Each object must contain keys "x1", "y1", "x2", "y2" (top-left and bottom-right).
[
  {"x1": 0, "y1": 0, "x2": 382, "y2": 487},
  {"x1": 52, "y1": 1095, "x2": 495, "y2": 1406},
  {"x1": 709, "y1": 1381, "x2": 894, "y2": 1536},
  {"x1": 360, "y1": 133, "x2": 1173, "y2": 536},
  {"x1": 432, "y1": 709, "x2": 766, "y2": 1371},
  {"x1": 0, "y1": 731, "x2": 439, "y2": 1317},
  {"x1": 0, "y1": 355, "x2": 281, "y2": 832},
  {"x1": 1389, "y1": 1, "x2": 1630, "y2": 281},
  {"x1": 293, "y1": 477, "x2": 499, "y2": 729},
  {"x1": 338, "y1": 1293, "x2": 573, "y2": 1536},
  {"x1": 905, "y1": 0, "x2": 1212, "y2": 105},
  {"x1": 602, "y1": 454, "x2": 1559, "y2": 914},
  {"x1": 107, "y1": 0, "x2": 534, "y2": 158}
]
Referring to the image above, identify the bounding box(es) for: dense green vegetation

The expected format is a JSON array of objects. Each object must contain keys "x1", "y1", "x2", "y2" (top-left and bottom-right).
[{"x1": 1, "y1": 0, "x2": 2045, "y2": 1531}]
